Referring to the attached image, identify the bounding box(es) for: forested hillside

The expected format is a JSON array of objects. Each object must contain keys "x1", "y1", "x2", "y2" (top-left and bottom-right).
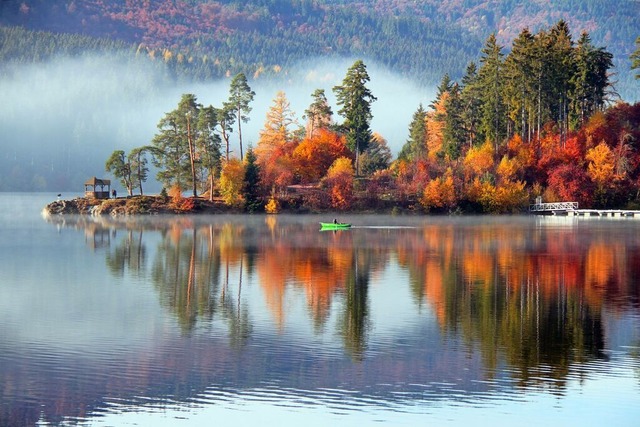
[{"x1": 0, "y1": 0, "x2": 637, "y2": 97}]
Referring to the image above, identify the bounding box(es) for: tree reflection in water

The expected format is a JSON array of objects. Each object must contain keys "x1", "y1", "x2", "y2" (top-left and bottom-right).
[{"x1": 47, "y1": 215, "x2": 640, "y2": 386}]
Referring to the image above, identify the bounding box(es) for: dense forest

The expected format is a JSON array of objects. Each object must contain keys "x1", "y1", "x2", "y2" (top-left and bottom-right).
[{"x1": 0, "y1": 0, "x2": 638, "y2": 93}]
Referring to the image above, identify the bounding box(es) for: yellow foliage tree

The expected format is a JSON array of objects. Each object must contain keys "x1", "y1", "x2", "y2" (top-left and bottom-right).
[
  {"x1": 586, "y1": 140, "x2": 615, "y2": 188},
  {"x1": 497, "y1": 155, "x2": 517, "y2": 182},
  {"x1": 462, "y1": 140, "x2": 495, "y2": 180},
  {"x1": 219, "y1": 159, "x2": 245, "y2": 207}
]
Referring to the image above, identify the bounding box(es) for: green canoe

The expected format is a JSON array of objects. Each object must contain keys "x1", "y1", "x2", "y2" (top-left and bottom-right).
[{"x1": 320, "y1": 222, "x2": 352, "y2": 230}]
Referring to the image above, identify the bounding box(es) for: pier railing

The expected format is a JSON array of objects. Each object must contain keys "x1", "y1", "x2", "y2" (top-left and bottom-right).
[{"x1": 529, "y1": 201, "x2": 578, "y2": 212}]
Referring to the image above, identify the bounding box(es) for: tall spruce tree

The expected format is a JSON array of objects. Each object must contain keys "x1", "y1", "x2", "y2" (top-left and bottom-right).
[
  {"x1": 548, "y1": 20, "x2": 575, "y2": 143},
  {"x1": 477, "y1": 34, "x2": 506, "y2": 150},
  {"x1": 504, "y1": 28, "x2": 536, "y2": 140},
  {"x1": 460, "y1": 62, "x2": 482, "y2": 147},
  {"x1": 443, "y1": 83, "x2": 465, "y2": 160},
  {"x1": 333, "y1": 60, "x2": 377, "y2": 175},
  {"x1": 570, "y1": 31, "x2": 614, "y2": 127},
  {"x1": 243, "y1": 146, "x2": 261, "y2": 212},
  {"x1": 398, "y1": 103, "x2": 427, "y2": 161}
]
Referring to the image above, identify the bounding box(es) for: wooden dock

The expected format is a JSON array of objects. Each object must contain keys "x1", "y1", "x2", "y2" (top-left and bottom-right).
[{"x1": 529, "y1": 201, "x2": 640, "y2": 218}]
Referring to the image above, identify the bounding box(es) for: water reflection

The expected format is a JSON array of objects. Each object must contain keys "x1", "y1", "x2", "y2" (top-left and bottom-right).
[{"x1": 3, "y1": 212, "x2": 638, "y2": 425}]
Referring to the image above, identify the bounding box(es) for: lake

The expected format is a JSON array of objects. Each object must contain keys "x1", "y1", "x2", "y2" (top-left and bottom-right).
[{"x1": 1, "y1": 193, "x2": 639, "y2": 426}]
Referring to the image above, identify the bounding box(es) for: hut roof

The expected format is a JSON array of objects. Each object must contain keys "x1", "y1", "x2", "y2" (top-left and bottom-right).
[{"x1": 85, "y1": 177, "x2": 111, "y2": 186}]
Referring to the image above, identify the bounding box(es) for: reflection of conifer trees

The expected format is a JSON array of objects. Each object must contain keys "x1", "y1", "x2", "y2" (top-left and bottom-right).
[
  {"x1": 106, "y1": 228, "x2": 146, "y2": 276},
  {"x1": 152, "y1": 226, "x2": 222, "y2": 333},
  {"x1": 340, "y1": 247, "x2": 372, "y2": 361},
  {"x1": 220, "y1": 258, "x2": 252, "y2": 349}
]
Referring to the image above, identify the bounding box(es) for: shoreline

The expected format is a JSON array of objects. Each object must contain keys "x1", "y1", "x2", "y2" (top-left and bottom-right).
[{"x1": 42, "y1": 195, "x2": 411, "y2": 216}]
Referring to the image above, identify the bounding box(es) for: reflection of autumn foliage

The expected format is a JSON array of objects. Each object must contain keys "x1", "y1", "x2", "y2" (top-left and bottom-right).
[{"x1": 401, "y1": 222, "x2": 639, "y2": 386}]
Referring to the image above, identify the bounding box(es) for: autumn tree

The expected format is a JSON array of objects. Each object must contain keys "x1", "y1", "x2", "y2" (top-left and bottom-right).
[
  {"x1": 258, "y1": 90, "x2": 298, "y2": 147},
  {"x1": 586, "y1": 140, "x2": 615, "y2": 192},
  {"x1": 333, "y1": 60, "x2": 377, "y2": 176},
  {"x1": 323, "y1": 157, "x2": 355, "y2": 210},
  {"x1": 255, "y1": 90, "x2": 300, "y2": 194},
  {"x1": 219, "y1": 158, "x2": 245, "y2": 207},
  {"x1": 421, "y1": 168, "x2": 456, "y2": 212},
  {"x1": 293, "y1": 129, "x2": 350, "y2": 183}
]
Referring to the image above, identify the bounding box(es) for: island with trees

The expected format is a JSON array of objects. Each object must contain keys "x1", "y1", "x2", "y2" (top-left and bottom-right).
[{"x1": 45, "y1": 23, "x2": 640, "y2": 216}]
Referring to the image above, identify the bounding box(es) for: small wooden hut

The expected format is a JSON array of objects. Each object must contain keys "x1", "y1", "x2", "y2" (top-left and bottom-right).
[{"x1": 84, "y1": 177, "x2": 111, "y2": 199}]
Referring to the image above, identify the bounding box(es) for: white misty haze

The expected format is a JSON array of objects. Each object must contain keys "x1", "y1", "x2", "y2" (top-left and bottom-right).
[{"x1": 0, "y1": 54, "x2": 434, "y2": 191}]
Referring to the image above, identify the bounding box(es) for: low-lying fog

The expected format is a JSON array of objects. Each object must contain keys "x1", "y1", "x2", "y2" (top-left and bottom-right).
[{"x1": 0, "y1": 54, "x2": 434, "y2": 192}]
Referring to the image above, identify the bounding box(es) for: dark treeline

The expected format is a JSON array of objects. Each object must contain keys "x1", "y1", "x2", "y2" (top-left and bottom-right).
[{"x1": 1, "y1": 0, "x2": 638, "y2": 93}]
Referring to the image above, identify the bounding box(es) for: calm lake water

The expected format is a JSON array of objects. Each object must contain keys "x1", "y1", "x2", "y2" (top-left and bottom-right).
[{"x1": 1, "y1": 193, "x2": 639, "y2": 426}]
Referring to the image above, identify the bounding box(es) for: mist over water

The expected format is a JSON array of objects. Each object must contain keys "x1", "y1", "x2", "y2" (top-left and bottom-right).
[{"x1": 0, "y1": 54, "x2": 434, "y2": 192}]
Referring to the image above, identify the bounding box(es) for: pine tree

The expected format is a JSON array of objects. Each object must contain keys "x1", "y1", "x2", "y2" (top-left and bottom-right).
[
  {"x1": 477, "y1": 34, "x2": 506, "y2": 150},
  {"x1": 333, "y1": 60, "x2": 377, "y2": 176},
  {"x1": 227, "y1": 72, "x2": 255, "y2": 160},
  {"x1": 105, "y1": 150, "x2": 133, "y2": 196},
  {"x1": 398, "y1": 103, "x2": 427, "y2": 161},
  {"x1": 197, "y1": 105, "x2": 223, "y2": 200},
  {"x1": 304, "y1": 89, "x2": 333, "y2": 138},
  {"x1": 151, "y1": 94, "x2": 222, "y2": 197},
  {"x1": 548, "y1": 20, "x2": 575, "y2": 143},
  {"x1": 128, "y1": 147, "x2": 150, "y2": 196},
  {"x1": 504, "y1": 28, "x2": 536, "y2": 140},
  {"x1": 243, "y1": 146, "x2": 261, "y2": 212},
  {"x1": 443, "y1": 83, "x2": 465, "y2": 160},
  {"x1": 460, "y1": 62, "x2": 482, "y2": 147},
  {"x1": 570, "y1": 31, "x2": 614, "y2": 127}
]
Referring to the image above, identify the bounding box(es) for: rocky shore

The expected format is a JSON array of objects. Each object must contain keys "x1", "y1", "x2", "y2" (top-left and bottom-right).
[{"x1": 43, "y1": 195, "x2": 238, "y2": 216}]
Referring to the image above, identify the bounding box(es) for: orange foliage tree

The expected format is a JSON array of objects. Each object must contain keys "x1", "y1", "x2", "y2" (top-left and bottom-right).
[
  {"x1": 420, "y1": 168, "x2": 456, "y2": 211},
  {"x1": 323, "y1": 157, "x2": 355, "y2": 210},
  {"x1": 292, "y1": 129, "x2": 351, "y2": 183}
]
